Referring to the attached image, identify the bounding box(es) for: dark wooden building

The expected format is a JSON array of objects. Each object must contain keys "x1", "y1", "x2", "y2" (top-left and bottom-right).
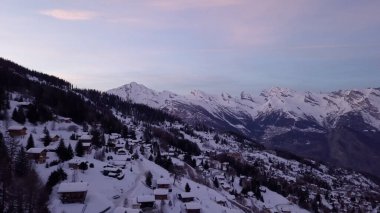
[
  {"x1": 154, "y1": 189, "x2": 169, "y2": 200},
  {"x1": 184, "y1": 202, "x2": 201, "y2": 213},
  {"x1": 26, "y1": 148, "x2": 47, "y2": 164},
  {"x1": 136, "y1": 195, "x2": 155, "y2": 209},
  {"x1": 178, "y1": 192, "x2": 195, "y2": 203},
  {"x1": 8, "y1": 126, "x2": 27, "y2": 137},
  {"x1": 58, "y1": 182, "x2": 89, "y2": 203},
  {"x1": 156, "y1": 178, "x2": 172, "y2": 189}
]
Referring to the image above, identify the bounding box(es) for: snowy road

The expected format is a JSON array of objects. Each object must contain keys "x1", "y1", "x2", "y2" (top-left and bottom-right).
[{"x1": 113, "y1": 159, "x2": 146, "y2": 208}]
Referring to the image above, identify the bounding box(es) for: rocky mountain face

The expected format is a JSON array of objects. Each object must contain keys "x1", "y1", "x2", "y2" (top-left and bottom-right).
[{"x1": 108, "y1": 83, "x2": 380, "y2": 177}]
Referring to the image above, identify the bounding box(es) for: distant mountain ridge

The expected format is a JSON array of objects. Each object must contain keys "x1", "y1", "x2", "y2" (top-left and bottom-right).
[{"x1": 108, "y1": 82, "x2": 380, "y2": 177}]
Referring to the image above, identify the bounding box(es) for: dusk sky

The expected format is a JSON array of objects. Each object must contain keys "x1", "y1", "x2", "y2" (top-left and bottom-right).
[{"x1": 1, "y1": 0, "x2": 380, "y2": 95}]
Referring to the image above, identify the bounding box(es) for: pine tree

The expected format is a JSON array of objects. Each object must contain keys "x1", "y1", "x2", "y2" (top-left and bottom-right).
[
  {"x1": 26, "y1": 104, "x2": 38, "y2": 124},
  {"x1": 145, "y1": 171, "x2": 153, "y2": 187},
  {"x1": 46, "y1": 168, "x2": 67, "y2": 193},
  {"x1": 56, "y1": 139, "x2": 67, "y2": 161},
  {"x1": 12, "y1": 108, "x2": 18, "y2": 121},
  {"x1": 66, "y1": 144, "x2": 74, "y2": 160},
  {"x1": 75, "y1": 141, "x2": 85, "y2": 157},
  {"x1": 43, "y1": 128, "x2": 52, "y2": 147},
  {"x1": 70, "y1": 133, "x2": 76, "y2": 140},
  {"x1": 18, "y1": 108, "x2": 26, "y2": 124},
  {"x1": 91, "y1": 129, "x2": 101, "y2": 148},
  {"x1": 0, "y1": 133, "x2": 8, "y2": 158},
  {"x1": 78, "y1": 162, "x2": 88, "y2": 173},
  {"x1": 204, "y1": 161, "x2": 209, "y2": 170},
  {"x1": 26, "y1": 134, "x2": 35, "y2": 150},
  {"x1": 0, "y1": 133, "x2": 12, "y2": 210},
  {"x1": 185, "y1": 182, "x2": 191, "y2": 192},
  {"x1": 213, "y1": 178, "x2": 219, "y2": 188},
  {"x1": 15, "y1": 147, "x2": 29, "y2": 177}
]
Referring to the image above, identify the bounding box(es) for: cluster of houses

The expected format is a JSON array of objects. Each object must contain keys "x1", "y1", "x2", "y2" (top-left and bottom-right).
[{"x1": 130, "y1": 177, "x2": 202, "y2": 213}]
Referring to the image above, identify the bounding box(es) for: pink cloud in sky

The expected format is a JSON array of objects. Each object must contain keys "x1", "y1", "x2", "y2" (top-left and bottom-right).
[
  {"x1": 146, "y1": 0, "x2": 241, "y2": 11},
  {"x1": 40, "y1": 9, "x2": 98, "y2": 21}
]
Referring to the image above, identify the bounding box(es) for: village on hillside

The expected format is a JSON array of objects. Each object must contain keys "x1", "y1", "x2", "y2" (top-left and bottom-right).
[{"x1": 1, "y1": 92, "x2": 380, "y2": 213}]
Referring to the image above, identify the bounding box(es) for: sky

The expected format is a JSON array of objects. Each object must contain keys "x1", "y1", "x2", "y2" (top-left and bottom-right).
[{"x1": 1, "y1": 0, "x2": 380, "y2": 95}]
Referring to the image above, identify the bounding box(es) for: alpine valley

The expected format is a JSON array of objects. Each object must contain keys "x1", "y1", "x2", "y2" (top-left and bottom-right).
[{"x1": 108, "y1": 83, "x2": 380, "y2": 178}]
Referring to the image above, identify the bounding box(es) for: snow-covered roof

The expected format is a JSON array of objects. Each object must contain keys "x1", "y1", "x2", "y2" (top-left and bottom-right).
[
  {"x1": 26, "y1": 148, "x2": 46, "y2": 154},
  {"x1": 184, "y1": 202, "x2": 201, "y2": 210},
  {"x1": 117, "y1": 148, "x2": 128, "y2": 154},
  {"x1": 113, "y1": 155, "x2": 129, "y2": 161},
  {"x1": 215, "y1": 175, "x2": 225, "y2": 180},
  {"x1": 79, "y1": 134, "x2": 93, "y2": 140},
  {"x1": 82, "y1": 142, "x2": 91, "y2": 147},
  {"x1": 16, "y1": 101, "x2": 31, "y2": 106},
  {"x1": 8, "y1": 125, "x2": 26, "y2": 131},
  {"x1": 113, "y1": 207, "x2": 141, "y2": 213},
  {"x1": 179, "y1": 192, "x2": 195, "y2": 199},
  {"x1": 57, "y1": 182, "x2": 89, "y2": 193},
  {"x1": 68, "y1": 157, "x2": 86, "y2": 164},
  {"x1": 103, "y1": 167, "x2": 121, "y2": 172},
  {"x1": 154, "y1": 189, "x2": 169, "y2": 195},
  {"x1": 137, "y1": 195, "x2": 155, "y2": 203},
  {"x1": 157, "y1": 178, "x2": 172, "y2": 185},
  {"x1": 215, "y1": 196, "x2": 227, "y2": 202}
]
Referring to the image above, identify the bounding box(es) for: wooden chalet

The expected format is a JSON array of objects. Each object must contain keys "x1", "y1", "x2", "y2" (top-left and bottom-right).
[
  {"x1": 51, "y1": 135, "x2": 60, "y2": 142},
  {"x1": 114, "y1": 207, "x2": 142, "y2": 213},
  {"x1": 58, "y1": 182, "x2": 89, "y2": 203},
  {"x1": 178, "y1": 192, "x2": 195, "y2": 203},
  {"x1": 26, "y1": 148, "x2": 47, "y2": 163},
  {"x1": 156, "y1": 178, "x2": 172, "y2": 189},
  {"x1": 8, "y1": 125, "x2": 27, "y2": 137},
  {"x1": 82, "y1": 142, "x2": 92, "y2": 154},
  {"x1": 184, "y1": 202, "x2": 201, "y2": 213},
  {"x1": 154, "y1": 189, "x2": 169, "y2": 200},
  {"x1": 56, "y1": 116, "x2": 72, "y2": 123},
  {"x1": 78, "y1": 134, "x2": 93, "y2": 143},
  {"x1": 136, "y1": 195, "x2": 155, "y2": 208}
]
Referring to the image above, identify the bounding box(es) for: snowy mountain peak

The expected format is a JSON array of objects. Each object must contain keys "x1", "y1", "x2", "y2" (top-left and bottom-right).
[
  {"x1": 221, "y1": 92, "x2": 232, "y2": 101},
  {"x1": 262, "y1": 87, "x2": 296, "y2": 98},
  {"x1": 240, "y1": 91, "x2": 255, "y2": 103},
  {"x1": 108, "y1": 83, "x2": 380, "y2": 132}
]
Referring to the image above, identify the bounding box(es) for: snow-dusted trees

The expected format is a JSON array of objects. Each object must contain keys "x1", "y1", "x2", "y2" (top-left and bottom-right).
[
  {"x1": 67, "y1": 144, "x2": 74, "y2": 160},
  {"x1": 91, "y1": 129, "x2": 102, "y2": 148},
  {"x1": 26, "y1": 134, "x2": 35, "y2": 150},
  {"x1": 56, "y1": 139, "x2": 74, "y2": 162},
  {"x1": 42, "y1": 127, "x2": 52, "y2": 147},
  {"x1": 79, "y1": 162, "x2": 88, "y2": 173},
  {"x1": 0, "y1": 132, "x2": 49, "y2": 212},
  {"x1": 12, "y1": 107, "x2": 26, "y2": 124},
  {"x1": 75, "y1": 141, "x2": 85, "y2": 157},
  {"x1": 46, "y1": 168, "x2": 67, "y2": 193},
  {"x1": 15, "y1": 147, "x2": 29, "y2": 177},
  {"x1": 185, "y1": 183, "x2": 191, "y2": 192},
  {"x1": 145, "y1": 171, "x2": 153, "y2": 187}
]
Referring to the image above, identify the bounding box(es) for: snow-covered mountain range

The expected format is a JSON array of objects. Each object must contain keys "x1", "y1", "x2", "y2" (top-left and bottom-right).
[{"x1": 108, "y1": 82, "x2": 380, "y2": 177}]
